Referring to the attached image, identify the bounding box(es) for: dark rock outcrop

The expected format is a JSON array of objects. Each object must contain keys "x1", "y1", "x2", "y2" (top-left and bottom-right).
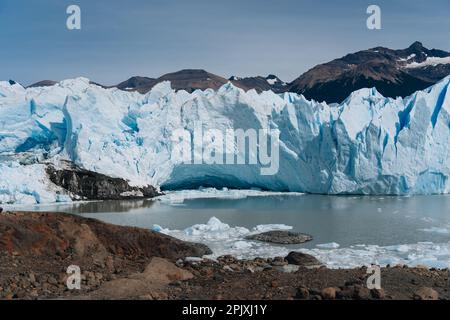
[
  {"x1": 46, "y1": 165, "x2": 160, "y2": 200},
  {"x1": 116, "y1": 69, "x2": 229, "y2": 94},
  {"x1": 156, "y1": 69, "x2": 228, "y2": 93},
  {"x1": 284, "y1": 251, "x2": 322, "y2": 267},
  {"x1": 27, "y1": 80, "x2": 58, "y2": 88},
  {"x1": 115, "y1": 76, "x2": 157, "y2": 93},
  {"x1": 229, "y1": 74, "x2": 287, "y2": 93},
  {"x1": 246, "y1": 230, "x2": 312, "y2": 244}
]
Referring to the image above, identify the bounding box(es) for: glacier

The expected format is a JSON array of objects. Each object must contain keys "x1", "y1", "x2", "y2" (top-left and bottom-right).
[{"x1": 0, "y1": 76, "x2": 449, "y2": 204}]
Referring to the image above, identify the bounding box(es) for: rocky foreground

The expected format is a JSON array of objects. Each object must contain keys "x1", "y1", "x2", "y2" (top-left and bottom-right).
[{"x1": 0, "y1": 211, "x2": 448, "y2": 300}]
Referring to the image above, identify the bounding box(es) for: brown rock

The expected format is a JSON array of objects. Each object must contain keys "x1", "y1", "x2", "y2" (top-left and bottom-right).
[
  {"x1": 0, "y1": 211, "x2": 211, "y2": 260},
  {"x1": 28, "y1": 272, "x2": 36, "y2": 283},
  {"x1": 337, "y1": 286, "x2": 355, "y2": 300},
  {"x1": 271, "y1": 257, "x2": 287, "y2": 266},
  {"x1": 295, "y1": 287, "x2": 310, "y2": 299},
  {"x1": 354, "y1": 285, "x2": 370, "y2": 299},
  {"x1": 30, "y1": 290, "x2": 39, "y2": 298},
  {"x1": 79, "y1": 257, "x2": 194, "y2": 299},
  {"x1": 47, "y1": 276, "x2": 58, "y2": 286},
  {"x1": 321, "y1": 287, "x2": 337, "y2": 299},
  {"x1": 413, "y1": 287, "x2": 439, "y2": 300},
  {"x1": 4, "y1": 293, "x2": 14, "y2": 300},
  {"x1": 105, "y1": 256, "x2": 115, "y2": 271},
  {"x1": 416, "y1": 265, "x2": 429, "y2": 271},
  {"x1": 370, "y1": 288, "x2": 385, "y2": 300},
  {"x1": 141, "y1": 257, "x2": 194, "y2": 282},
  {"x1": 285, "y1": 252, "x2": 322, "y2": 267}
]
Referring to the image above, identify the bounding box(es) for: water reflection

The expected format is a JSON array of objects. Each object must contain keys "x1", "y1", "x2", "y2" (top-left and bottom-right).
[
  {"x1": 16, "y1": 198, "x2": 156, "y2": 214},
  {"x1": 12, "y1": 193, "x2": 450, "y2": 249}
]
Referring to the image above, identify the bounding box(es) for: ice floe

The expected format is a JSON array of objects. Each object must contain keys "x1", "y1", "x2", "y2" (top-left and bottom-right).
[{"x1": 159, "y1": 217, "x2": 450, "y2": 269}]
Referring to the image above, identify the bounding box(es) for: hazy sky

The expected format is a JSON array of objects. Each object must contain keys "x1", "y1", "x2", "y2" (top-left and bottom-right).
[{"x1": 1, "y1": 0, "x2": 449, "y2": 86}]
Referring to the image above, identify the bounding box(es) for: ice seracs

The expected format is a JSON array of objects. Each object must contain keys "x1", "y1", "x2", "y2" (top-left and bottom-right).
[{"x1": 0, "y1": 75, "x2": 449, "y2": 204}]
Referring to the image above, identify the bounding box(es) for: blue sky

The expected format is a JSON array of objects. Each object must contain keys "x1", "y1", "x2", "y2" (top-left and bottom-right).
[{"x1": 1, "y1": 0, "x2": 449, "y2": 85}]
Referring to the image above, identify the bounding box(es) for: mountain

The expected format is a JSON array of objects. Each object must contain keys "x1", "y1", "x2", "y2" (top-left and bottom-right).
[
  {"x1": 288, "y1": 42, "x2": 450, "y2": 103},
  {"x1": 156, "y1": 69, "x2": 229, "y2": 92},
  {"x1": 1, "y1": 76, "x2": 449, "y2": 204},
  {"x1": 117, "y1": 69, "x2": 229, "y2": 94},
  {"x1": 229, "y1": 74, "x2": 287, "y2": 93},
  {"x1": 118, "y1": 71, "x2": 287, "y2": 94},
  {"x1": 28, "y1": 79, "x2": 107, "y2": 89},
  {"x1": 116, "y1": 76, "x2": 156, "y2": 93},
  {"x1": 25, "y1": 42, "x2": 450, "y2": 100}
]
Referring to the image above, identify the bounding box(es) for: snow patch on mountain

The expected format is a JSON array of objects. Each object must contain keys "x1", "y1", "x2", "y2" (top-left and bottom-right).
[
  {"x1": 405, "y1": 57, "x2": 450, "y2": 69},
  {"x1": 266, "y1": 78, "x2": 278, "y2": 85}
]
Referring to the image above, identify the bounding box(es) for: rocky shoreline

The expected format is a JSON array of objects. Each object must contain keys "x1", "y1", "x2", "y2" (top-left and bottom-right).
[{"x1": 0, "y1": 211, "x2": 448, "y2": 300}]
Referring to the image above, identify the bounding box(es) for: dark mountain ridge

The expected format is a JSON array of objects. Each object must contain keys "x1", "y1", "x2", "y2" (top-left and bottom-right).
[{"x1": 26, "y1": 42, "x2": 450, "y2": 103}]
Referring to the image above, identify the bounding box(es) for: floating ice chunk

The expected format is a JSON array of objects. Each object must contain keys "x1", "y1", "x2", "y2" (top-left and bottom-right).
[
  {"x1": 159, "y1": 217, "x2": 294, "y2": 259},
  {"x1": 151, "y1": 224, "x2": 163, "y2": 232},
  {"x1": 156, "y1": 189, "x2": 304, "y2": 204},
  {"x1": 316, "y1": 242, "x2": 340, "y2": 249},
  {"x1": 232, "y1": 241, "x2": 253, "y2": 250},
  {"x1": 385, "y1": 244, "x2": 410, "y2": 252},
  {"x1": 419, "y1": 227, "x2": 450, "y2": 234},
  {"x1": 252, "y1": 224, "x2": 293, "y2": 233},
  {"x1": 184, "y1": 257, "x2": 204, "y2": 263},
  {"x1": 182, "y1": 217, "x2": 251, "y2": 243},
  {"x1": 160, "y1": 217, "x2": 450, "y2": 269}
]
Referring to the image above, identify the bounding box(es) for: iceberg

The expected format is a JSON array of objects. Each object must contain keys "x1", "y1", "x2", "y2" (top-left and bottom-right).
[
  {"x1": 158, "y1": 217, "x2": 450, "y2": 269},
  {"x1": 160, "y1": 217, "x2": 294, "y2": 259},
  {"x1": 0, "y1": 76, "x2": 449, "y2": 204}
]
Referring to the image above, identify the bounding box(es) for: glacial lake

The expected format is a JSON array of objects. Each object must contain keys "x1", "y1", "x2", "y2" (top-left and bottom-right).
[{"x1": 13, "y1": 190, "x2": 450, "y2": 268}]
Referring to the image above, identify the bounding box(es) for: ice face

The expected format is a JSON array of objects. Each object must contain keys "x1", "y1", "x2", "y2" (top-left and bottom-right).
[{"x1": 0, "y1": 76, "x2": 449, "y2": 203}]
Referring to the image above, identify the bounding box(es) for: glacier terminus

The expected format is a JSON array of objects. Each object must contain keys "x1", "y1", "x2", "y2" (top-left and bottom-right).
[{"x1": 0, "y1": 76, "x2": 449, "y2": 204}]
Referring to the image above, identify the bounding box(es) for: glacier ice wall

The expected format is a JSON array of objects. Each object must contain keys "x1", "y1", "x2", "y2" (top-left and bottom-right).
[{"x1": 0, "y1": 76, "x2": 449, "y2": 203}]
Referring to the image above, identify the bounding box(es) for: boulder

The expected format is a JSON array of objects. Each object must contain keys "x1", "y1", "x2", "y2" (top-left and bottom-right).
[
  {"x1": 321, "y1": 287, "x2": 337, "y2": 299},
  {"x1": 296, "y1": 287, "x2": 310, "y2": 299},
  {"x1": 80, "y1": 257, "x2": 193, "y2": 299},
  {"x1": 370, "y1": 288, "x2": 385, "y2": 300},
  {"x1": 285, "y1": 252, "x2": 322, "y2": 267},
  {"x1": 413, "y1": 287, "x2": 439, "y2": 300}
]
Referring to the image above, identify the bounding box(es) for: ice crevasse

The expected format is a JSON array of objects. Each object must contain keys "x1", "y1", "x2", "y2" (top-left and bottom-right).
[{"x1": 0, "y1": 76, "x2": 449, "y2": 204}]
